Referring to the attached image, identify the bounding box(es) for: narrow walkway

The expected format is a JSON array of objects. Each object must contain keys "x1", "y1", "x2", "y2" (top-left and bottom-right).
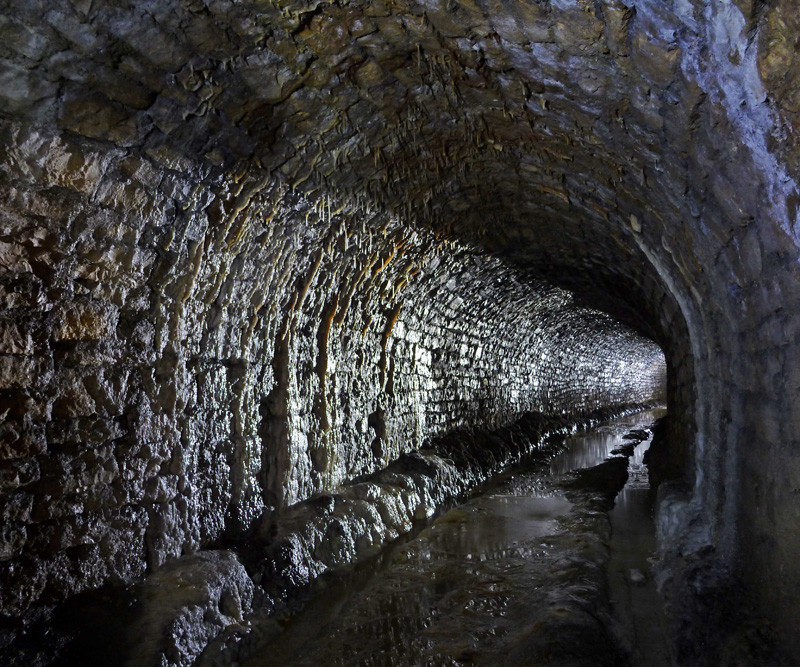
[{"x1": 607, "y1": 431, "x2": 676, "y2": 666}]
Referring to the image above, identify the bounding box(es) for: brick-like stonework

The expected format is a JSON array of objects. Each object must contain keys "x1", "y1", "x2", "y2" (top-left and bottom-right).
[
  {"x1": 0, "y1": 128, "x2": 665, "y2": 640},
  {"x1": 2, "y1": 0, "x2": 800, "y2": 662}
]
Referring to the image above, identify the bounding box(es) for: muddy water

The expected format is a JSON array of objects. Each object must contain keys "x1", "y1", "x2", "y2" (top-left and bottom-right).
[{"x1": 239, "y1": 409, "x2": 667, "y2": 667}]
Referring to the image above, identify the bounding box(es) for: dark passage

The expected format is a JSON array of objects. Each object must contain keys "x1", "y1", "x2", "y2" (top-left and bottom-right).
[{"x1": 4, "y1": 0, "x2": 800, "y2": 663}]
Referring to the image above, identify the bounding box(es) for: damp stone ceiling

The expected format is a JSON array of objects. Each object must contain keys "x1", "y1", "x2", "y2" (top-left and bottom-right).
[{"x1": 1, "y1": 0, "x2": 800, "y2": 663}]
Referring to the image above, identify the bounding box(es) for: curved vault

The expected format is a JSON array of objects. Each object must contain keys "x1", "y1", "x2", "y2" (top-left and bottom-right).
[{"x1": 2, "y1": 0, "x2": 800, "y2": 661}]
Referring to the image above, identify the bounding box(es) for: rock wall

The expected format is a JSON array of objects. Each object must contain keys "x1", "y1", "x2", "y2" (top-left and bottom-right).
[
  {"x1": 0, "y1": 116, "x2": 666, "y2": 648},
  {"x1": 2, "y1": 0, "x2": 800, "y2": 661}
]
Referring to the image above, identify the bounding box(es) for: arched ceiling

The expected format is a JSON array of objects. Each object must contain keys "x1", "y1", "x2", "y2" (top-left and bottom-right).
[
  {"x1": 3, "y1": 0, "x2": 799, "y2": 423},
  {"x1": 208, "y1": 0, "x2": 670, "y2": 330},
  {"x1": 9, "y1": 0, "x2": 774, "y2": 341},
  {"x1": 5, "y1": 1, "x2": 799, "y2": 325},
  {"x1": 5, "y1": 1, "x2": 800, "y2": 659}
]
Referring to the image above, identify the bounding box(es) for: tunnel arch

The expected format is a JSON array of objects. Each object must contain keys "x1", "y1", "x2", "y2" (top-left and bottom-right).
[{"x1": 2, "y1": 0, "x2": 800, "y2": 662}]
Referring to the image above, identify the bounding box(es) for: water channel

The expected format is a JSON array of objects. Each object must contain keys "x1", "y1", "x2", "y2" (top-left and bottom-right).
[{"x1": 235, "y1": 408, "x2": 670, "y2": 666}]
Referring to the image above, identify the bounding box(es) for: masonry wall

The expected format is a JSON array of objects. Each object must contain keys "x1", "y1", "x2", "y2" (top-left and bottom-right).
[
  {"x1": 5, "y1": 0, "x2": 800, "y2": 662},
  {"x1": 0, "y1": 120, "x2": 666, "y2": 642}
]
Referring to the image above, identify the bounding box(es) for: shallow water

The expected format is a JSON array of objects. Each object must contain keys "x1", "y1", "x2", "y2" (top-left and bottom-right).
[
  {"x1": 549, "y1": 408, "x2": 667, "y2": 476},
  {"x1": 239, "y1": 409, "x2": 667, "y2": 667},
  {"x1": 424, "y1": 494, "x2": 574, "y2": 558},
  {"x1": 607, "y1": 416, "x2": 676, "y2": 666}
]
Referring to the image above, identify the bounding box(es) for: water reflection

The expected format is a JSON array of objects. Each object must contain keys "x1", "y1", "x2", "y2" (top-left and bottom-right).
[
  {"x1": 607, "y1": 417, "x2": 677, "y2": 666},
  {"x1": 240, "y1": 409, "x2": 667, "y2": 667},
  {"x1": 550, "y1": 408, "x2": 667, "y2": 476},
  {"x1": 406, "y1": 495, "x2": 573, "y2": 563}
]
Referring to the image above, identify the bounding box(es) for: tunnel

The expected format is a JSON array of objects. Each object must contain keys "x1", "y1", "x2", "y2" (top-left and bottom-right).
[{"x1": 1, "y1": 0, "x2": 799, "y2": 664}]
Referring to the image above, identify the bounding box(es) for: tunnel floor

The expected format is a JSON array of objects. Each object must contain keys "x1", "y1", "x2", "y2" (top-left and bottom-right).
[
  {"x1": 218, "y1": 409, "x2": 671, "y2": 667},
  {"x1": 607, "y1": 419, "x2": 676, "y2": 667}
]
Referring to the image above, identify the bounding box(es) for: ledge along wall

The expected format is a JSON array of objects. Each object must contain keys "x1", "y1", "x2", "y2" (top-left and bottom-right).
[{"x1": 2, "y1": 0, "x2": 800, "y2": 662}]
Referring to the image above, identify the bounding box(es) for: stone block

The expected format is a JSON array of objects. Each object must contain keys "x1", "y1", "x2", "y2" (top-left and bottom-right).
[
  {"x1": 41, "y1": 135, "x2": 106, "y2": 196},
  {"x1": 0, "y1": 316, "x2": 35, "y2": 354},
  {"x1": 758, "y1": 1, "x2": 800, "y2": 113},
  {"x1": 0, "y1": 241, "x2": 34, "y2": 277},
  {"x1": 0, "y1": 457, "x2": 40, "y2": 494},
  {"x1": 0, "y1": 59, "x2": 58, "y2": 115},
  {"x1": 59, "y1": 93, "x2": 140, "y2": 146},
  {"x1": 0, "y1": 16, "x2": 50, "y2": 60},
  {"x1": 127, "y1": 550, "x2": 254, "y2": 667},
  {"x1": 53, "y1": 302, "x2": 118, "y2": 341},
  {"x1": 0, "y1": 354, "x2": 46, "y2": 390}
]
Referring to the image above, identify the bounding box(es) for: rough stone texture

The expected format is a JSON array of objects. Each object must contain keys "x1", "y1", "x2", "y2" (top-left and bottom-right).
[
  {"x1": 125, "y1": 550, "x2": 254, "y2": 667},
  {"x1": 0, "y1": 115, "x2": 666, "y2": 647},
  {"x1": 249, "y1": 404, "x2": 653, "y2": 607},
  {"x1": 210, "y1": 427, "x2": 642, "y2": 667},
  {"x1": 0, "y1": 52, "x2": 666, "y2": 665},
  {"x1": 1, "y1": 0, "x2": 800, "y2": 662}
]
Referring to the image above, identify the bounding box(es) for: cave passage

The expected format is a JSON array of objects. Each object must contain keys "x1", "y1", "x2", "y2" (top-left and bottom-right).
[{"x1": 3, "y1": 0, "x2": 800, "y2": 665}]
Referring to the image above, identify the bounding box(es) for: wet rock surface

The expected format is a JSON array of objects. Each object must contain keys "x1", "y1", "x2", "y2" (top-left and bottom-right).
[
  {"x1": 201, "y1": 411, "x2": 662, "y2": 667},
  {"x1": 244, "y1": 403, "x2": 656, "y2": 610},
  {"x1": 122, "y1": 550, "x2": 255, "y2": 667},
  {"x1": 0, "y1": 117, "x2": 667, "y2": 661},
  {"x1": 0, "y1": 99, "x2": 667, "y2": 658},
  {"x1": 3, "y1": 0, "x2": 800, "y2": 662},
  {"x1": 607, "y1": 420, "x2": 676, "y2": 667},
  {"x1": 2, "y1": 404, "x2": 657, "y2": 666}
]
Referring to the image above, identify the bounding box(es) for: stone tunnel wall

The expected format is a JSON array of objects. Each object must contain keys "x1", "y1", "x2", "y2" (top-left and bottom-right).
[
  {"x1": 0, "y1": 119, "x2": 666, "y2": 635},
  {"x1": 4, "y1": 0, "x2": 800, "y2": 660}
]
